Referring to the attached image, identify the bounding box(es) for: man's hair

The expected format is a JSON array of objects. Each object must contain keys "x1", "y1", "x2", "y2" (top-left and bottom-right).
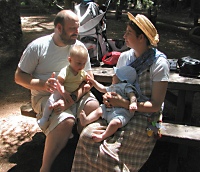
[
  {"x1": 54, "y1": 10, "x2": 75, "y2": 27},
  {"x1": 54, "y1": 11, "x2": 66, "y2": 27}
]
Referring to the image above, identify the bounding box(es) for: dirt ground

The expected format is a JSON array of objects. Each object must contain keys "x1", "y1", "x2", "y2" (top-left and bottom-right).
[{"x1": 0, "y1": 8, "x2": 200, "y2": 172}]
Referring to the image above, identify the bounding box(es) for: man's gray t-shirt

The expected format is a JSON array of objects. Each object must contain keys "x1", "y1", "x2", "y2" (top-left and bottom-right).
[{"x1": 18, "y1": 33, "x2": 91, "y2": 97}]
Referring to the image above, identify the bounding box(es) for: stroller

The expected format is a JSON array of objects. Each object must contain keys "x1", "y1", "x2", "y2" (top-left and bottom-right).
[{"x1": 74, "y1": 0, "x2": 128, "y2": 67}]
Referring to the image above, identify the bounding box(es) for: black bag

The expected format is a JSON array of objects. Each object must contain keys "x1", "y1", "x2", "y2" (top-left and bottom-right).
[{"x1": 177, "y1": 56, "x2": 200, "y2": 77}]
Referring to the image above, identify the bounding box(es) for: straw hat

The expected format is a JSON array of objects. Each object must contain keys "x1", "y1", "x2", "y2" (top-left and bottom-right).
[{"x1": 127, "y1": 12, "x2": 159, "y2": 46}]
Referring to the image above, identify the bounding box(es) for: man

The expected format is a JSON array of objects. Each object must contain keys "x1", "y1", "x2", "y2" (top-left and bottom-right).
[{"x1": 15, "y1": 10, "x2": 99, "y2": 172}]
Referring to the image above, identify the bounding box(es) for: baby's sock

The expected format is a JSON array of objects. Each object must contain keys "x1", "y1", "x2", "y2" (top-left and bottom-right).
[
  {"x1": 38, "y1": 117, "x2": 48, "y2": 125},
  {"x1": 38, "y1": 117, "x2": 49, "y2": 130}
]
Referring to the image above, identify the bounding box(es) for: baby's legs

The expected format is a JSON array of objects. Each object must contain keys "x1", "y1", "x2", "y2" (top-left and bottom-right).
[
  {"x1": 38, "y1": 90, "x2": 62, "y2": 130},
  {"x1": 92, "y1": 118, "x2": 122, "y2": 142},
  {"x1": 79, "y1": 107, "x2": 103, "y2": 126}
]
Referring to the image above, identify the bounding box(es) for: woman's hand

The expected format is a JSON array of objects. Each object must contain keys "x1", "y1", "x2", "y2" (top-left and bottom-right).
[
  {"x1": 103, "y1": 92, "x2": 123, "y2": 108},
  {"x1": 103, "y1": 92, "x2": 112, "y2": 108}
]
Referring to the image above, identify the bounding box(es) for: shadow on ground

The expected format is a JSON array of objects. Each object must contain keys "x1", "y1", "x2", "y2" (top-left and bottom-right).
[{"x1": 7, "y1": 129, "x2": 79, "y2": 172}]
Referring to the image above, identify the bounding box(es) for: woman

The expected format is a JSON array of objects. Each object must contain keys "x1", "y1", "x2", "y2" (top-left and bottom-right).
[{"x1": 72, "y1": 12, "x2": 170, "y2": 172}]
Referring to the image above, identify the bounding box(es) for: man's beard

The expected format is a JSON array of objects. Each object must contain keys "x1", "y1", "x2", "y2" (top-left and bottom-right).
[{"x1": 60, "y1": 29, "x2": 77, "y2": 45}]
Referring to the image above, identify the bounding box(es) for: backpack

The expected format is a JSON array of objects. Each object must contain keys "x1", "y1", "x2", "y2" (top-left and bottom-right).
[{"x1": 74, "y1": 1, "x2": 108, "y2": 67}]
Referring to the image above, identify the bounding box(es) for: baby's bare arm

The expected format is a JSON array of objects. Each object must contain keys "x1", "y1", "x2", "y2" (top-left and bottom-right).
[
  {"x1": 87, "y1": 74, "x2": 107, "y2": 93},
  {"x1": 129, "y1": 92, "x2": 137, "y2": 112},
  {"x1": 57, "y1": 76, "x2": 71, "y2": 99}
]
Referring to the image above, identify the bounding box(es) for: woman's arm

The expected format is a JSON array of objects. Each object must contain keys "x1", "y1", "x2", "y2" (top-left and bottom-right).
[
  {"x1": 103, "y1": 81, "x2": 168, "y2": 113},
  {"x1": 137, "y1": 81, "x2": 168, "y2": 112}
]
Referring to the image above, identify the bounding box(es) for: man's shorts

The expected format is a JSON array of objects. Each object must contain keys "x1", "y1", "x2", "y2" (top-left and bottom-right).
[{"x1": 32, "y1": 92, "x2": 97, "y2": 135}]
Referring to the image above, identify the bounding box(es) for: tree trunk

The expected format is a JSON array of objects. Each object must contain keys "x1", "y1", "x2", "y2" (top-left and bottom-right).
[{"x1": 0, "y1": 0, "x2": 22, "y2": 67}]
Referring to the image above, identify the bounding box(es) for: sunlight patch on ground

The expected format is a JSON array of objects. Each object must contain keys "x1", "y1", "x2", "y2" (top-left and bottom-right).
[
  {"x1": 0, "y1": 116, "x2": 41, "y2": 160},
  {"x1": 21, "y1": 16, "x2": 54, "y2": 32}
]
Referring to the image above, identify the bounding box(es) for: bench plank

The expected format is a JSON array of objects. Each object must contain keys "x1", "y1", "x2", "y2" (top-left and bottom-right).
[
  {"x1": 20, "y1": 103, "x2": 200, "y2": 146},
  {"x1": 161, "y1": 122, "x2": 200, "y2": 146},
  {"x1": 20, "y1": 103, "x2": 36, "y2": 118}
]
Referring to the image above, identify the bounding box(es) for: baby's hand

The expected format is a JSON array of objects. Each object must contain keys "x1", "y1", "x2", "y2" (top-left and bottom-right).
[
  {"x1": 129, "y1": 102, "x2": 137, "y2": 112},
  {"x1": 56, "y1": 80, "x2": 65, "y2": 95},
  {"x1": 83, "y1": 83, "x2": 91, "y2": 92},
  {"x1": 86, "y1": 74, "x2": 95, "y2": 84},
  {"x1": 62, "y1": 92, "x2": 72, "y2": 103}
]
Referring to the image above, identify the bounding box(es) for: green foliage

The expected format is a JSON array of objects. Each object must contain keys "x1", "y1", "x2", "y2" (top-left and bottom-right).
[
  {"x1": 20, "y1": 1, "x2": 25, "y2": 6},
  {"x1": 135, "y1": 0, "x2": 154, "y2": 10},
  {"x1": 142, "y1": 0, "x2": 154, "y2": 9},
  {"x1": 20, "y1": 0, "x2": 54, "y2": 12}
]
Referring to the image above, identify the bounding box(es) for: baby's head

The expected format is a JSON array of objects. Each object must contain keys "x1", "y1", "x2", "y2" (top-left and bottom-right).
[
  {"x1": 113, "y1": 66, "x2": 137, "y2": 85},
  {"x1": 68, "y1": 45, "x2": 88, "y2": 72}
]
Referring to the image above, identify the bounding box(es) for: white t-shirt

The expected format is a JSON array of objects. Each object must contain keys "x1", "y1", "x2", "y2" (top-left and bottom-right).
[
  {"x1": 117, "y1": 48, "x2": 169, "y2": 114},
  {"x1": 18, "y1": 33, "x2": 91, "y2": 97},
  {"x1": 116, "y1": 48, "x2": 169, "y2": 83}
]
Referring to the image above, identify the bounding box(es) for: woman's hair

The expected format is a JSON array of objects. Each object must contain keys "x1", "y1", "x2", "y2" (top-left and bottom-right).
[{"x1": 128, "y1": 21, "x2": 151, "y2": 46}]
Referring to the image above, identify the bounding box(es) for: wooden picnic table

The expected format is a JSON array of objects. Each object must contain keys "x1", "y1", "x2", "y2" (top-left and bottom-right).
[{"x1": 92, "y1": 66, "x2": 200, "y2": 125}]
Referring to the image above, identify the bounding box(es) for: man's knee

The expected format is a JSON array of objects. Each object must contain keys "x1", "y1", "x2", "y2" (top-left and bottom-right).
[{"x1": 57, "y1": 117, "x2": 75, "y2": 131}]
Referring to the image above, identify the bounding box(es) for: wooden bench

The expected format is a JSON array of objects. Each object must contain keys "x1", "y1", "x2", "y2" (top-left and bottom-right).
[
  {"x1": 159, "y1": 122, "x2": 200, "y2": 172},
  {"x1": 160, "y1": 122, "x2": 200, "y2": 147},
  {"x1": 20, "y1": 103, "x2": 200, "y2": 172},
  {"x1": 21, "y1": 104, "x2": 200, "y2": 147},
  {"x1": 20, "y1": 102, "x2": 37, "y2": 118}
]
